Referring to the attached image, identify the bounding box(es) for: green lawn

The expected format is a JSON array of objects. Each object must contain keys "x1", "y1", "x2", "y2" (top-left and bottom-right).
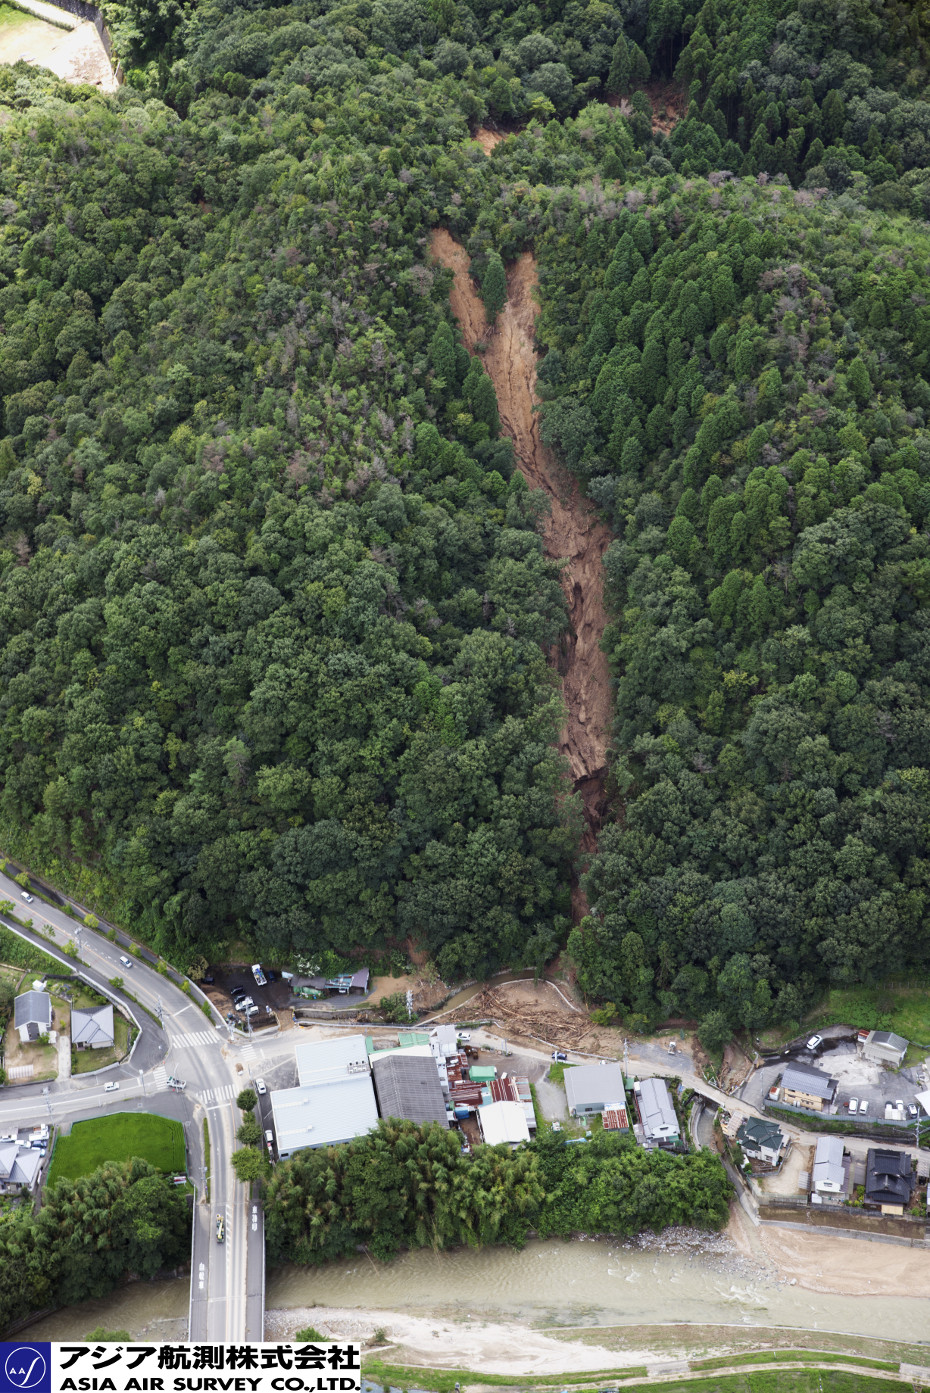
[
  {"x1": 362, "y1": 1361, "x2": 900, "y2": 1393},
  {"x1": 624, "y1": 1376, "x2": 897, "y2": 1393},
  {"x1": 808, "y1": 980, "x2": 930, "y2": 1052},
  {"x1": 47, "y1": 1112, "x2": 186, "y2": 1184}
]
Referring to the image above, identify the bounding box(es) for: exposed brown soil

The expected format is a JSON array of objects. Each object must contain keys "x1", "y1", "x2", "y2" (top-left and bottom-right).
[
  {"x1": 644, "y1": 79, "x2": 687, "y2": 135},
  {"x1": 606, "y1": 80, "x2": 686, "y2": 136},
  {"x1": 429, "y1": 231, "x2": 614, "y2": 914},
  {"x1": 474, "y1": 126, "x2": 505, "y2": 155}
]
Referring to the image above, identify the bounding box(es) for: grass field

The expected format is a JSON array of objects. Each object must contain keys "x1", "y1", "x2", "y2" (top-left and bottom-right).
[
  {"x1": 362, "y1": 1361, "x2": 902, "y2": 1392},
  {"x1": 47, "y1": 1112, "x2": 186, "y2": 1184}
]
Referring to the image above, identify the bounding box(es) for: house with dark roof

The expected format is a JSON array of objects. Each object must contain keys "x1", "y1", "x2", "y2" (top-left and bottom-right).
[
  {"x1": 71, "y1": 1004, "x2": 115, "y2": 1049},
  {"x1": 736, "y1": 1116, "x2": 786, "y2": 1166},
  {"x1": 864, "y1": 1148, "x2": 913, "y2": 1214},
  {"x1": 860, "y1": 1030, "x2": 908, "y2": 1068},
  {"x1": 372, "y1": 1053, "x2": 449, "y2": 1128},
  {"x1": 13, "y1": 990, "x2": 52, "y2": 1045},
  {"x1": 780, "y1": 1063, "x2": 837, "y2": 1113}
]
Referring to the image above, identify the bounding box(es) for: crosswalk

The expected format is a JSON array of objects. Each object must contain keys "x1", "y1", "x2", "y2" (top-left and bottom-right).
[
  {"x1": 151, "y1": 1065, "x2": 168, "y2": 1090},
  {"x1": 240, "y1": 1041, "x2": 256, "y2": 1062},
  {"x1": 203, "y1": 1083, "x2": 237, "y2": 1105},
  {"x1": 174, "y1": 1029, "x2": 220, "y2": 1049}
]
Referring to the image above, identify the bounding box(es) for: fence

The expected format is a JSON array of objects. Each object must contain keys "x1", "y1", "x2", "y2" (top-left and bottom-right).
[{"x1": 758, "y1": 1202, "x2": 928, "y2": 1241}]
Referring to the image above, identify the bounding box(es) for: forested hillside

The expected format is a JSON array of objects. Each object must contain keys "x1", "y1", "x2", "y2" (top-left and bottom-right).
[{"x1": 3, "y1": 0, "x2": 930, "y2": 1017}]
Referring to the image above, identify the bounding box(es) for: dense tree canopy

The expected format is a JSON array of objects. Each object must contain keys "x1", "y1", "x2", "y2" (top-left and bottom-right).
[
  {"x1": 4, "y1": 0, "x2": 930, "y2": 1011},
  {"x1": 262, "y1": 1118, "x2": 731, "y2": 1265},
  {"x1": 0, "y1": 1159, "x2": 189, "y2": 1335}
]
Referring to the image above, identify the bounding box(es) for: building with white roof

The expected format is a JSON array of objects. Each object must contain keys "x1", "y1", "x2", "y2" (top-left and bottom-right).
[
  {"x1": 812, "y1": 1135, "x2": 848, "y2": 1199},
  {"x1": 477, "y1": 1099, "x2": 530, "y2": 1149},
  {"x1": 633, "y1": 1077, "x2": 680, "y2": 1147},
  {"x1": 271, "y1": 1034, "x2": 378, "y2": 1159}
]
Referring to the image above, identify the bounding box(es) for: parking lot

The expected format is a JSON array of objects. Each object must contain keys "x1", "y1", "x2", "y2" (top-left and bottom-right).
[{"x1": 739, "y1": 1039, "x2": 928, "y2": 1124}]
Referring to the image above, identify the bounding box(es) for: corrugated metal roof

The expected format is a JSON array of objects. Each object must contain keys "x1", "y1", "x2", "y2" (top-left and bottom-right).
[
  {"x1": 372, "y1": 1054, "x2": 449, "y2": 1128},
  {"x1": 868, "y1": 1029, "x2": 908, "y2": 1052},
  {"x1": 812, "y1": 1135, "x2": 845, "y2": 1189},
  {"x1": 296, "y1": 1034, "x2": 370, "y2": 1087},
  {"x1": 781, "y1": 1063, "x2": 836, "y2": 1100},
  {"x1": 636, "y1": 1077, "x2": 679, "y2": 1138},
  {"x1": 603, "y1": 1106, "x2": 629, "y2": 1130},
  {"x1": 564, "y1": 1062, "x2": 626, "y2": 1109},
  {"x1": 271, "y1": 1075, "x2": 379, "y2": 1154}
]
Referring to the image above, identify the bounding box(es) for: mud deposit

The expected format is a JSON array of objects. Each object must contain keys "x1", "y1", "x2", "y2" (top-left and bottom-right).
[{"x1": 430, "y1": 230, "x2": 613, "y2": 894}]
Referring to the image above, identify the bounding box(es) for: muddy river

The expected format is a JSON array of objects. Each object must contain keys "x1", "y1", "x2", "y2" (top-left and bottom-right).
[{"x1": 25, "y1": 1232, "x2": 930, "y2": 1345}]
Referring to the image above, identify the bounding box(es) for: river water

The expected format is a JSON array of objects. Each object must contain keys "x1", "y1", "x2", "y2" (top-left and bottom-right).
[{"x1": 25, "y1": 1231, "x2": 930, "y2": 1345}]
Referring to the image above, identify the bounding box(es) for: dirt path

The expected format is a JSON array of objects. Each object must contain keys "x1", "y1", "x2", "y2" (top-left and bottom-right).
[{"x1": 429, "y1": 231, "x2": 614, "y2": 898}]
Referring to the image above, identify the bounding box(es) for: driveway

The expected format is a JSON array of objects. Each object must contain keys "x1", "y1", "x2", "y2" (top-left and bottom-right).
[{"x1": 738, "y1": 1041, "x2": 926, "y2": 1125}]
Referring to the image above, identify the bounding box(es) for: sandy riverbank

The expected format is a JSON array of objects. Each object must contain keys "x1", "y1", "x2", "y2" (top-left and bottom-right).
[
  {"x1": 727, "y1": 1199, "x2": 930, "y2": 1297},
  {"x1": 264, "y1": 1308, "x2": 658, "y2": 1375}
]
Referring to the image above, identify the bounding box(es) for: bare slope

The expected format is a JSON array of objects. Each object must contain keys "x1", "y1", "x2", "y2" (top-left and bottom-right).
[{"x1": 430, "y1": 230, "x2": 613, "y2": 877}]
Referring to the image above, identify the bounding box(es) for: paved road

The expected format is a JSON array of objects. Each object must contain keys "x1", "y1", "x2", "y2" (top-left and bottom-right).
[{"x1": 0, "y1": 866, "x2": 266, "y2": 1340}]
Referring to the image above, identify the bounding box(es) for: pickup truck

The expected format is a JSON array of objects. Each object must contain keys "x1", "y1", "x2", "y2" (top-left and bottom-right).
[{"x1": 251, "y1": 964, "x2": 267, "y2": 986}]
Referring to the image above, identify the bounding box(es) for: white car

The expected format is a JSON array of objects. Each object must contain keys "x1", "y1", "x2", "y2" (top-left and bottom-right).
[
  {"x1": 119, "y1": 955, "x2": 132, "y2": 969},
  {"x1": 255, "y1": 1078, "x2": 267, "y2": 1095},
  {"x1": 848, "y1": 1097, "x2": 858, "y2": 1114},
  {"x1": 859, "y1": 1099, "x2": 868, "y2": 1114},
  {"x1": 806, "y1": 1035, "x2": 822, "y2": 1050},
  {"x1": 20, "y1": 891, "x2": 34, "y2": 904},
  {"x1": 103, "y1": 1081, "x2": 120, "y2": 1093},
  {"x1": 457, "y1": 1032, "x2": 471, "y2": 1043}
]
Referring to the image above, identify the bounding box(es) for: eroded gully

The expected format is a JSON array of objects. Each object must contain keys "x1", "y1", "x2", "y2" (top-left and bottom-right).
[{"x1": 429, "y1": 228, "x2": 613, "y2": 912}]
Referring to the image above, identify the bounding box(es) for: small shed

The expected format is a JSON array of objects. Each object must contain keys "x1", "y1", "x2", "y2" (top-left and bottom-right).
[
  {"x1": 468, "y1": 1065, "x2": 497, "y2": 1084},
  {"x1": 860, "y1": 1030, "x2": 908, "y2": 1068}
]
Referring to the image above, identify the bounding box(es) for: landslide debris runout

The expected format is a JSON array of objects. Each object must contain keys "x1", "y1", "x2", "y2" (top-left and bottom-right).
[{"x1": 430, "y1": 230, "x2": 613, "y2": 884}]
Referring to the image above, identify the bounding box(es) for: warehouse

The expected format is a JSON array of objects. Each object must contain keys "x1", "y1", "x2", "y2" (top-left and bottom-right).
[
  {"x1": 372, "y1": 1053, "x2": 449, "y2": 1128},
  {"x1": 270, "y1": 1034, "x2": 379, "y2": 1158}
]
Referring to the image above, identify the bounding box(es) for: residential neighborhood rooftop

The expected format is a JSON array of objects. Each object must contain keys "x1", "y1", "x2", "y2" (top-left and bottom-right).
[
  {"x1": 781, "y1": 1062, "x2": 837, "y2": 1100},
  {"x1": 71, "y1": 1003, "x2": 115, "y2": 1048}
]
